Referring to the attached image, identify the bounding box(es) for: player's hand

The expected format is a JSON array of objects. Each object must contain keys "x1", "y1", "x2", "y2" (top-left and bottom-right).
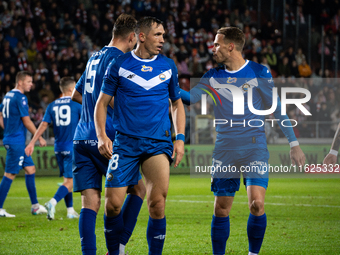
[
  {"x1": 172, "y1": 140, "x2": 184, "y2": 168},
  {"x1": 323, "y1": 153, "x2": 337, "y2": 166},
  {"x1": 25, "y1": 143, "x2": 34, "y2": 156},
  {"x1": 38, "y1": 137, "x2": 47, "y2": 147},
  {"x1": 98, "y1": 135, "x2": 113, "y2": 160},
  {"x1": 290, "y1": 145, "x2": 305, "y2": 166}
]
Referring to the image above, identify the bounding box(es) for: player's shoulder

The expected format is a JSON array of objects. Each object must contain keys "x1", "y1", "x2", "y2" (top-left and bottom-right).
[
  {"x1": 202, "y1": 66, "x2": 220, "y2": 78},
  {"x1": 108, "y1": 51, "x2": 132, "y2": 69},
  {"x1": 157, "y1": 54, "x2": 174, "y2": 64},
  {"x1": 247, "y1": 60, "x2": 270, "y2": 77}
]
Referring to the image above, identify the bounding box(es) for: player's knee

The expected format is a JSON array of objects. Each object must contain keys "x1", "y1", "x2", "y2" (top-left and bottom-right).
[
  {"x1": 105, "y1": 199, "x2": 122, "y2": 217},
  {"x1": 4, "y1": 172, "x2": 16, "y2": 180},
  {"x1": 214, "y1": 202, "x2": 230, "y2": 217},
  {"x1": 249, "y1": 199, "x2": 264, "y2": 215},
  {"x1": 148, "y1": 196, "x2": 166, "y2": 218}
]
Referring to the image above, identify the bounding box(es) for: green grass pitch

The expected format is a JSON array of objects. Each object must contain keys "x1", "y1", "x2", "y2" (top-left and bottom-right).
[{"x1": 0, "y1": 175, "x2": 339, "y2": 255}]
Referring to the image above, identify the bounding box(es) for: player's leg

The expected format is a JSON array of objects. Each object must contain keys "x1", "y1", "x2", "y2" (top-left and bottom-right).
[
  {"x1": 79, "y1": 188, "x2": 101, "y2": 255},
  {"x1": 210, "y1": 150, "x2": 240, "y2": 255},
  {"x1": 141, "y1": 153, "x2": 170, "y2": 255},
  {"x1": 45, "y1": 153, "x2": 70, "y2": 220},
  {"x1": 104, "y1": 186, "x2": 128, "y2": 255},
  {"x1": 104, "y1": 137, "x2": 142, "y2": 255},
  {"x1": 0, "y1": 144, "x2": 22, "y2": 217},
  {"x1": 73, "y1": 141, "x2": 105, "y2": 255},
  {"x1": 62, "y1": 177, "x2": 78, "y2": 218},
  {"x1": 212, "y1": 195, "x2": 234, "y2": 255},
  {"x1": 22, "y1": 148, "x2": 47, "y2": 215},
  {"x1": 246, "y1": 185, "x2": 267, "y2": 255},
  {"x1": 242, "y1": 148, "x2": 269, "y2": 255},
  {"x1": 0, "y1": 172, "x2": 16, "y2": 217},
  {"x1": 119, "y1": 178, "x2": 146, "y2": 254}
]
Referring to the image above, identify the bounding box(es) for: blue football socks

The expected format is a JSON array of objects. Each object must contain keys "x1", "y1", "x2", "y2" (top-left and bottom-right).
[
  {"x1": 147, "y1": 216, "x2": 166, "y2": 255},
  {"x1": 211, "y1": 215, "x2": 230, "y2": 255},
  {"x1": 120, "y1": 194, "x2": 143, "y2": 245},
  {"x1": 79, "y1": 208, "x2": 97, "y2": 255},
  {"x1": 0, "y1": 176, "x2": 13, "y2": 208},
  {"x1": 104, "y1": 212, "x2": 124, "y2": 255},
  {"x1": 53, "y1": 185, "x2": 69, "y2": 203},
  {"x1": 247, "y1": 213, "x2": 267, "y2": 254},
  {"x1": 64, "y1": 192, "x2": 73, "y2": 208},
  {"x1": 25, "y1": 174, "x2": 38, "y2": 205}
]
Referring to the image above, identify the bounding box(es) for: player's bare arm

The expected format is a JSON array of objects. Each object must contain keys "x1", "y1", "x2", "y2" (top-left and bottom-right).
[
  {"x1": 323, "y1": 123, "x2": 340, "y2": 165},
  {"x1": 0, "y1": 112, "x2": 4, "y2": 129},
  {"x1": 25, "y1": 121, "x2": 49, "y2": 156},
  {"x1": 71, "y1": 89, "x2": 82, "y2": 104},
  {"x1": 170, "y1": 98, "x2": 186, "y2": 167},
  {"x1": 94, "y1": 92, "x2": 113, "y2": 160},
  {"x1": 290, "y1": 145, "x2": 306, "y2": 166},
  {"x1": 22, "y1": 116, "x2": 46, "y2": 147}
]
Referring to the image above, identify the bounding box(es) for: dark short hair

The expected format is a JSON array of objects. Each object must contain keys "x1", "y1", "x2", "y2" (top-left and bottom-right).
[
  {"x1": 59, "y1": 76, "x2": 74, "y2": 90},
  {"x1": 136, "y1": 16, "x2": 163, "y2": 35},
  {"x1": 112, "y1": 14, "x2": 137, "y2": 38},
  {"x1": 16, "y1": 71, "x2": 32, "y2": 84},
  {"x1": 217, "y1": 27, "x2": 245, "y2": 51}
]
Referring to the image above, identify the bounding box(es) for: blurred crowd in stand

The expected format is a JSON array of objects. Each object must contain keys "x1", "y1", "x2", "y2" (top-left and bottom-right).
[{"x1": 0, "y1": 0, "x2": 340, "y2": 142}]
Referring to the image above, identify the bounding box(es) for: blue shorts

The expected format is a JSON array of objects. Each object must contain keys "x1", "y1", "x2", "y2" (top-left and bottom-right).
[
  {"x1": 4, "y1": 144, "x2": 34, "y2": 174},
  {"x1": 211, "y1": 148, "x2": 269, "y2": 197},
  {"x1": 105, "y1": 133, "x2": 173, "y2": 188},
  {"x1": 55, "y1": 151, "x2": 73, "y2": 178},
  {"x1": 73, "y1": 140, "x2": 109, "y2": 192}
]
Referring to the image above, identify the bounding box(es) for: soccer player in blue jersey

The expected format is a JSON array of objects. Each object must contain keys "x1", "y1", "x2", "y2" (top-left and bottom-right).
[
  {"x1": 25, "y1": 77, "x2": 81, "y2": 220},
  {"x1": 180, "y1": 27, "x2": 306, "y2": 255},
  {"x1": 71, "y1": 14, "x2": 146, "y2": 255},
  {"x1": 95, "y1": 16, "x2": 185, "y2": 255},
  {"x1": 0, "y1": 71, "x2": 47, "y2": 217}
]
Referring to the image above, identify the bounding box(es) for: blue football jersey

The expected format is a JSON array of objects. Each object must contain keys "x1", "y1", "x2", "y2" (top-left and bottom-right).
[
  {"x1": 43, "y1": 96, "x2": 81, "y2": 151},
  {"x1": 185, "y1": 60, "x2": 296, "y2": 150},
  {"x1": 73, "y1": 46, "x2": 123, "y2": 141},
  {"x1": 102, "y1": 50, "x2": 181, "y2": 141},
  {"x1": 1, "y1": 89, "x2": 29, "y2": 145}
]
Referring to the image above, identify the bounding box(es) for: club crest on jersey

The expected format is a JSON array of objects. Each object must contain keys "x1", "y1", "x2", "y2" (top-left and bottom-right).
[
  {"x1": 226, "y1": 77, "x2": 237, "y2": 83},
  {"x1": 141, "y1": 65, "x2": 153, "y2": 72},
  {"x1": 159, "y1": 73, "x2": 166, "y2": 81},
  {"x1": 241, "y1": 83, "x2": 250, "y2": 91},
  {"x1": 107, "y1": 173, "x2": 113, "y2": 182}
]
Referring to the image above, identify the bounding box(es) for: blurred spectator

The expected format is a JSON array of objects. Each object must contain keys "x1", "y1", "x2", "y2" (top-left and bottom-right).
[
  {"x1": 295, "y1": 48, "x2": 306, "y2": 66},
  {"x1": 278, "y1": 57, "x2": 291, "y2": 77},
  {"x1": 291, "y1": 60, "x2": 300, "y2": 78},
  {"x1": 316, "y1": 102, "x2": 331, "y2": 138},
  {"x1": 298, "y1": 59, "x2": 312, "y2": 78},
  {"x1": 39, "y1": 83, "x2": 55, "y2": 103},
  {"x1": 265, "y1": 46, "x2": 277, "y2": 72}
]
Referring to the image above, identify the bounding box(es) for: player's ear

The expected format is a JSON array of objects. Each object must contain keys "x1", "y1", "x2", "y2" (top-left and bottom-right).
[
  {"x1": 229, "y1": 43, "x2": 234, "y2": 52},
  {"x1": 138, "y1": 32, "x2": 145, "y2": 42},
  {"x1": 128, "y1": 32, "x2": 134, "y2": 43}
]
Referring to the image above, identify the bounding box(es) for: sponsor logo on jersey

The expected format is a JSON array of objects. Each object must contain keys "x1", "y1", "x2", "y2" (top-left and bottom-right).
[
  {"x1": 250, "y1": 161, "x2": 267, "y2": 175},
  {"x1": 141, "y1": 65, "x2": 153, "y2": 72},
  {"x1": 268, "y1": 77, "x2": 273, "y2": 83},
  {"x1": 241, "y1": 83, "x2": 250, "y2": 91},
  {"x1": 159, "y1": 73, "x2": 166, "y2": 81},
  {"x1": 226, "y1": 77, "x2": 237, "y2": 83}
]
